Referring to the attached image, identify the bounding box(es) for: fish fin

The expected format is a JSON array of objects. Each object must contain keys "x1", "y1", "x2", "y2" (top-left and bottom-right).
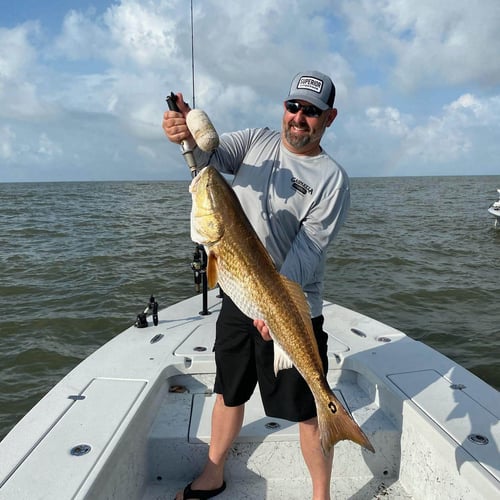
[
  {"x1": 316, "y1": 389, "x2": 375, "y2": 455},
  {"x1": 273, "y1": 342, "x2": 294, "y2": 376},
  {"x1": 206, "y1": 251, "x2": 218, "y2": 288}
]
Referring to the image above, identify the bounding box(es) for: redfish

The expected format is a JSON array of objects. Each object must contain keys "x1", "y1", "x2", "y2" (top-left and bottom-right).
[{"x1": 190, "y1": 166, "x2": 374, "y2": 454}]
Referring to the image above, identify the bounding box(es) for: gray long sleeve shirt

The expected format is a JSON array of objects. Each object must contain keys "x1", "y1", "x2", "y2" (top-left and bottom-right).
[{"x1": 193, "y1": 127, "x2": 350, "y2": 317}]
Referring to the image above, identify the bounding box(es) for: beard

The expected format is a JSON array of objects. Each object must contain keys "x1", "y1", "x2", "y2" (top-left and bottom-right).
[{"x1": 284, "y1": 122, "x2": 312, "y2": 149}]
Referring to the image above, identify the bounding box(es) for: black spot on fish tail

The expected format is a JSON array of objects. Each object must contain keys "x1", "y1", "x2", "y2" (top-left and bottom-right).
[{"x1": 328, "y1": 401, "x2": 337, "y2": 414}]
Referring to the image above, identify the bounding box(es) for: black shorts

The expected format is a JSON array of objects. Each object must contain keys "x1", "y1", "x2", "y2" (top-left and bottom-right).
[{"x1": 213, "y1": 293, "x2": 328, "y2": 422}]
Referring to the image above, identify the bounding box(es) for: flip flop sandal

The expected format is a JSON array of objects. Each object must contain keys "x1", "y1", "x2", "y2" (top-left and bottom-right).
[{"x1": 180, "y1": 481, "x2": 227, "y2": 499}]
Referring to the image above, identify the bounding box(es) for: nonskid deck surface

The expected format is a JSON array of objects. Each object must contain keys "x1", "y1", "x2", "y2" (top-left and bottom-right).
[
  {"x1": 142, "y1": 478, "x2": 412, "y2": 500},
  {"x1": 141, "y1": 372, "x2": 411, "y2": 499}
]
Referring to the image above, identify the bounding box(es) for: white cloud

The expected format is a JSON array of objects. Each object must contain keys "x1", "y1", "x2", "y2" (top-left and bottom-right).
[
  {"x1": 444, "y1": 93, "x2": 500, "y2": 127},
  {"x1": 346, "y1": 92, "x2": 500, "y2": 175},
  {"x1": 51, "y1": 9, "x2": 107, "y2": 61},
  {"x1": 0, "y1": 23, "x2": 37, "y2": 80},
  {"x1": 365, "y1": 98, "x2": 473, "y2": 164},
  {"x1": 0, "y1": 126, "x2": 16, "y2": 160},
  {"x1": 1, "y1": 0, "x2": 499, "y2": 181},
  {"x1": 37, "y1": 133, "x2": 63, "y2": 159},
  {"x1": 404, "y1": 116, "x2": 471, "y2": 164},
  {"x1": 340, "y1": 0, "x2": 500, "y2": 90},
  {"x1": 366, "y1": 106, "x2": 411, "y2": 137},
  {"x1": 0, "y1": 23, "x2": 57, "y2": 119},
  {"x1": 52, "y1": 1, "x2": 185, "y2": 68},
  {"x1": 104, "y1": 0, "x2": 178, "y2": 67},
  {"x1": 43, "y1": 0, "x2": 356, "y2": 138},
  {"x1": 0, "y1": 125, "x2": 62, "y2": 166}
]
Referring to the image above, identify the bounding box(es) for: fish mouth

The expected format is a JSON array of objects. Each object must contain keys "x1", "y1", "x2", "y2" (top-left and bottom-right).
[{"x1": 189, "y1": 167, "x2": 208, "y2": 193}]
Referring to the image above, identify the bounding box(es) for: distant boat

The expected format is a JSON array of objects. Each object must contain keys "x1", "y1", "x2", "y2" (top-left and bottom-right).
[{"x1": 488, "y1": 188, "x2": 500, "y2": 227}]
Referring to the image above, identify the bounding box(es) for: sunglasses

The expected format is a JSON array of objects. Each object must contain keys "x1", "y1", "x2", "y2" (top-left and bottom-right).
[{"x1": 285, "y1": 100, "x2": 324, "y2": 118}]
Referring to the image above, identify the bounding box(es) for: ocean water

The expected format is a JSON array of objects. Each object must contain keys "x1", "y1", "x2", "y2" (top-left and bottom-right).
[{"x1": 1, "y1": 175, "x2": 499, "y2": 440}]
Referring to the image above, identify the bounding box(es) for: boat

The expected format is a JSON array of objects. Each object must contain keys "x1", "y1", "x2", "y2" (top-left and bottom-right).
[
  {"x1": 0, "y1": 289, "x2": 498, "y2": 499},
  {"x1": 488, "y1": 189, "x2": 500, "y2": 227}
]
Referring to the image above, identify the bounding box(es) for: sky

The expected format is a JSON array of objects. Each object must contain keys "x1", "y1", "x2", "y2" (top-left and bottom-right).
[{"x1": 1, "y1": 0, "x2": 499, "y2": 182}]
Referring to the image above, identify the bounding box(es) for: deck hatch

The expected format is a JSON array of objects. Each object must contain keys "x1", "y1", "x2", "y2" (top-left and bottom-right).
[
  {"x1": 1, "y1": 378, "x2": 147, "y2": 497},
  {"x1": 388, "y1": 370, "x2": 499, "y2": 480},
  {"x1": 189, "y1": 387, "x2": 348, "y2": 444}
]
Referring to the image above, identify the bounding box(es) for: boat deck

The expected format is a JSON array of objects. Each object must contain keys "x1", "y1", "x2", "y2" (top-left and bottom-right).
[
  {"x1": 142, "y1": 371, "x2": 412, "y2": 499},
  {"x1": 143, "y1": 480, "x2": 412, "y2": 500},
  {"x1": 1, "y1": 291, "x2": 498, "y2": 499}
]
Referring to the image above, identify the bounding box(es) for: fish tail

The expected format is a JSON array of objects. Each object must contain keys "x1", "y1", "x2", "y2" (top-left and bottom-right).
[{"x1": 316, "y1": 391, "x2": 375, "y2": 455}]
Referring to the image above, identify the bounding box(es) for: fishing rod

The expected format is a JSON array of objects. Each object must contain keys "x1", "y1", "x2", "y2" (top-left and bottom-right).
[
  {"x1": 166, "y1": 94, "x2": 220, "y2": 316},
  {"x1": 165, "y1": 94, "x2": 206, "y2": 315},
  {"x1": 165, "y1": 2, "x2": 219, "y2": 315},
  {"x1": 136, "y1": 2, "x2": 215, "y2": 324}
]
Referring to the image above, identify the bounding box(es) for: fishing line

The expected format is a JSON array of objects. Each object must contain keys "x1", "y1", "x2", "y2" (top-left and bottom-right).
[{"x1": 190, "y1": 0, "x2": 196, "y2": 108}]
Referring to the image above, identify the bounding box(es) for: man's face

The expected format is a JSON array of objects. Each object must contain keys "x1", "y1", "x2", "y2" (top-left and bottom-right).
[{"x1": 282, "y1": 100, "x2": 337, "y2": 155}]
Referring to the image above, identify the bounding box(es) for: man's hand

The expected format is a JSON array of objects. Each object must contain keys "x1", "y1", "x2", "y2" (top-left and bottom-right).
[
  {"x1": 253, "y1": 319, "x2": 272, "y2": 341},
  {"x1": 162, "y1": 92, "x2": 193, "y2": 144}
]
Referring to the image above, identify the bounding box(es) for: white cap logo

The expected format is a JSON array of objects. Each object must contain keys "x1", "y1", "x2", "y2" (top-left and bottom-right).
[{"x1": 297, "y1": 76, "x2": 323, "y2": 94}]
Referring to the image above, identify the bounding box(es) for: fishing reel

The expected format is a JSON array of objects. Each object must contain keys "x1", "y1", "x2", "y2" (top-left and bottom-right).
[
  {"x1": 191, "y1": 244, "x2": 207, "y2": 293},
  {"x1": 191, "y1": 245, "x2": 202, "y2": 292}
]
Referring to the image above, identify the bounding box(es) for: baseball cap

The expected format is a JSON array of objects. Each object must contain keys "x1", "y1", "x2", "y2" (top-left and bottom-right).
[{"x1": 286, "y1": 71, "x2": 336, "y2": 110}]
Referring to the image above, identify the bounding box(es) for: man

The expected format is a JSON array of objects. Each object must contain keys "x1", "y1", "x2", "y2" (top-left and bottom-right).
[{"x1": 163, "y1": 70, "x2": 350, "y2": 500}]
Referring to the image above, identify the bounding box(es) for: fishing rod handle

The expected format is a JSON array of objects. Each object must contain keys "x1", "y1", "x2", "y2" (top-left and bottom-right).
[
  {"x1": 166, "y1": 92, "x2": 197, "y2": 176},
  {"x1": 166, "y1": 92, "x2": 181, "y2": 112}
]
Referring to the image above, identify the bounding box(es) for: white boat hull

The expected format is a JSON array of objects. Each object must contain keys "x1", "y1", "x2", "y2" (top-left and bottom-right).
[
  {"x1": 488, "y1": 206, "x2": 500, "y2": 218},
  {"x1": 0, "y1": 290, "x2": 498, "y2": 499},
  {"x1": 489, "y1": 188, "x2": 500, "y2": 225}
]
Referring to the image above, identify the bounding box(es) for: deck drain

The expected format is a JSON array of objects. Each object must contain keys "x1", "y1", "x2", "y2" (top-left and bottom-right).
[
  {"x1": 351, "y1": 328, "x2": 367, "y2": 338},
  {"x1": 68, "y1": 395, "x2": 85, "y2": 401},
  {"x1": 265, "y1": 421, "x2": 281, "y2": 430},
  {"x1": 377, "y1": 337, "x2": 392, "y2": 343},
  {"x1": 169, "y1": 385, "x2": 188, "y2": 393},
  {"x1": 70, "y1": 444, "x2": 92, "y2": 456},
  {"x1": 193, "y1": 346, "x2": 207, "y2": 352},
  {"x1": 468, "y1": 434, "x2": 489, "y2": 445},
  {"x1": 150, "y1": 334, "x2": 164, "y2": 344}
]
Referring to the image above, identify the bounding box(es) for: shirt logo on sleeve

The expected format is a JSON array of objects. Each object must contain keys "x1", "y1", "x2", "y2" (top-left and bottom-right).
[{"x1": 291, "y1": 176, "x2": 313, "y2": 196}]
